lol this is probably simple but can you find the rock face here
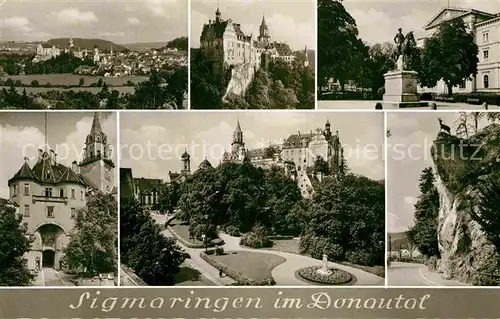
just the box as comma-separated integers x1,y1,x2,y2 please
222,62,255,101
432,128,500,285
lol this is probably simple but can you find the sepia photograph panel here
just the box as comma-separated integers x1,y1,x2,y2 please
387,111,500,286
318,0,500,110
190,0,315,110
119,111,385,286
0,0,188,110
0,111,118,286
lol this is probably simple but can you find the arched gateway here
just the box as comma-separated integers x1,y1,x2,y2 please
34,223,69,271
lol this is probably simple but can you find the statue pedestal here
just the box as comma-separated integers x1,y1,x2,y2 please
383,70,428,108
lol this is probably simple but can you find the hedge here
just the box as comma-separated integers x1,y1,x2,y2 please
430,93,500,105
200,252,276,286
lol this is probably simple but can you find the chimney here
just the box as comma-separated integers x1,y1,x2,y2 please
72,160,79,174
38,149,43,161
24,157,29,164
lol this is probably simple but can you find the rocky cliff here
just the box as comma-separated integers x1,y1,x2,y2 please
431,126,500,285
222,62,255,102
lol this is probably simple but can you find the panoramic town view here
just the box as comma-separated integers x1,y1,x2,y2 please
119,111,385,286
387,111,500,286
0,112,118,286
0,1,188,109
190,0,315,109
318,0,500,110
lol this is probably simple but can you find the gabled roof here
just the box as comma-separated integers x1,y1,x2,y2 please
423,7,495,30
134,178,163,193
8,152,87,187
283,133,314,149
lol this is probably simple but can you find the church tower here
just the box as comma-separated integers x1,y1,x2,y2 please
181,149,191,174
231,119,245,161
79,112,115,193
324,119,332,140
258,14,271,44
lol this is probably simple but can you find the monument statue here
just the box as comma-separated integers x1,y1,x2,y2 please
393,28,417,70
316,253,332,275
393,28,405,68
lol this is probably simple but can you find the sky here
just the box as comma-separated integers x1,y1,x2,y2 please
0,112,117,198
387,111,489,233
0,0,188,43
343,0,500,46
120,111,384,182
191,0,315,50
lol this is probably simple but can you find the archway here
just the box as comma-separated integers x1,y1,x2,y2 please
42,250,55,268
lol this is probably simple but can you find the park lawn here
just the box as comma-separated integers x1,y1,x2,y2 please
208,251,286,282
264,239,385,278
174,265,215,286
169,220,203,245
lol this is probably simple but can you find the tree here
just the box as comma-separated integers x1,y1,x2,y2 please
365,42,395,98
406,167,440,258
30,80,39,87
314,156,330,175
79,78,85,87
0,202,35,286
165,66,188,109
318,0,362,93
471,178,500,254
456,112,485,138
419,19,478,95
120,198,188,285
64,192,117,276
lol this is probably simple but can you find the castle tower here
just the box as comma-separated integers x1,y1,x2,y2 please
79,112,115,193
181,149,191,174
304,45,309,67
324,119,332,140
215,5,221,23
231,119,245,161
258,14,270,44
69,37,74,48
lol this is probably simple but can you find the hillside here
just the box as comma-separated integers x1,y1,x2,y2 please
47,38,128,52
122,42,166,51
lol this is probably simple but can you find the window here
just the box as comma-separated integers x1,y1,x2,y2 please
60,189,64,198
71,208,76,218
484,75,489,88
459,79,466,89
13,185,17,196
47,206,54,218
44,188,52,197
71,189,76,199
23,183,29,196
23,205,30,217
484,50,489,62
483,32,489,43
80,190,84,200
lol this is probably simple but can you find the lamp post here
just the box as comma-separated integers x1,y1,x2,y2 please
201,234,207,253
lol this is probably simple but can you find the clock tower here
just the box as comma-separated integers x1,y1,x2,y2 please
79,112,115,193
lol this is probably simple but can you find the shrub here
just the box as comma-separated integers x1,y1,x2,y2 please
298,266,353,285
215,246,224,256
240,232,273,248
346,250,374,266
225,225,240,237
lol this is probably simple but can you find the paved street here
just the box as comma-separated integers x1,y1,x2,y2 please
388,262,470,286
318,100,497,110
153,212,384,286
33,268,75,287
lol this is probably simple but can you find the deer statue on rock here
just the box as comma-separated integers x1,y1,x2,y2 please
438,118,451,135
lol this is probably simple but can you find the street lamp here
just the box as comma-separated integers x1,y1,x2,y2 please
201,234,207,253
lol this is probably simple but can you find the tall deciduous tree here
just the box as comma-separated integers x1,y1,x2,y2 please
0,202,35,286
406,167,440,258
318,0,361,93
64,192,118,276
419,19,478,95
472,178,500,254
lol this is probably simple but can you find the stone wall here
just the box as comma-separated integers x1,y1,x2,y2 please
120,264,147,286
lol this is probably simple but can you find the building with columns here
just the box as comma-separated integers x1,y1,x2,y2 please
6,112,115,272
417,6,500,94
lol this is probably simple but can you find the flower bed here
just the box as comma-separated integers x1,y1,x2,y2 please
298,266,353,285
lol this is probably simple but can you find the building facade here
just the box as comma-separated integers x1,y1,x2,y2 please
7,112,115,271
417,7,500,94
199,6,305,70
